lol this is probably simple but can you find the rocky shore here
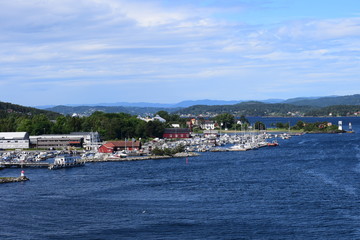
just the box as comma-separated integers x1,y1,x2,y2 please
0,176,29,184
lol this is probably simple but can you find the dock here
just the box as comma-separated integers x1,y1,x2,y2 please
84,152,200,163
0,153,200,169
1,162,50,168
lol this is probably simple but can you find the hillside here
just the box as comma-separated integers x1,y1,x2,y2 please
284,94,360,107
0,101,60,119
175,101,318,116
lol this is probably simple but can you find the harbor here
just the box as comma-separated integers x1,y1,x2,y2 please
0,131,292,170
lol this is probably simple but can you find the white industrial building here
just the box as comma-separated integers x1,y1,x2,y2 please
0,132,30,149
70,132,102,150
30,132,101,150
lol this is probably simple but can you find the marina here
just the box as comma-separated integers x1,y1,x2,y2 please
0,131,289,169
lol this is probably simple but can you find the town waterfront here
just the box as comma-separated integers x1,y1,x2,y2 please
1,117,360,239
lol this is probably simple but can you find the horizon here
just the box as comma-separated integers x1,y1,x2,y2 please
1,0,360,106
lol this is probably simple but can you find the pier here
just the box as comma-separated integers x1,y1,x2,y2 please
1,162,50,168
84,152,200,163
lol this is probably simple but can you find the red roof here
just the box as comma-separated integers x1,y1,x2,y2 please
105,141,141,148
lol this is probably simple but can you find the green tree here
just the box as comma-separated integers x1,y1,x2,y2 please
214,113,235,129
156,111,170,122
16,118,33,133
52,116,68,134
292,121,305,130
31,114,53,135
254,121,266,130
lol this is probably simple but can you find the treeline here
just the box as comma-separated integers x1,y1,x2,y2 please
176,101,360,117
176,102,316,116
0,112,167,140
291,121,341,133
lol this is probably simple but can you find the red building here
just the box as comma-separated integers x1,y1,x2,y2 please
163,128,191,139
98,141,141,153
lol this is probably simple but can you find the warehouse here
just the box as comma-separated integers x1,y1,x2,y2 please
0,132,30,149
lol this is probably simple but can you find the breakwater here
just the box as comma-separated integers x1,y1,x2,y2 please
84,152,200,163
0,176,29,184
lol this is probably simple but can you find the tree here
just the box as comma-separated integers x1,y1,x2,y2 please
31,114,53,135
254,121,266,130
214,113,235,129
156,111,170,122
16,118,33,133
292,121,305,130
239,115,250,125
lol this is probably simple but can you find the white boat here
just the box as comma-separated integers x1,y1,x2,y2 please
49,155,84,170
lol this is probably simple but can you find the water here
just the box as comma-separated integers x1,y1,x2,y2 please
1,117,360,239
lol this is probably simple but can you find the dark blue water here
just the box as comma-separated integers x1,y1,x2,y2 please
1,117,360,240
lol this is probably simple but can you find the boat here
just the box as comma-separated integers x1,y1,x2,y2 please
49,155,85,170
267,140,279,147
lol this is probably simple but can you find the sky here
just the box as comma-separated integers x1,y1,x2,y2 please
1,0,360,106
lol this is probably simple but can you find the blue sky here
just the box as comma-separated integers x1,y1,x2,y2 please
1,0,360,106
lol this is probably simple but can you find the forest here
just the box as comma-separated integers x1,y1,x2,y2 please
176,102,360,117
0,112,169,140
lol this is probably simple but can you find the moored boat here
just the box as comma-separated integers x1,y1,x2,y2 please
267,140,279,147
49,155,84,170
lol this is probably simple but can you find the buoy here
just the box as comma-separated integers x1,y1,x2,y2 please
21,170,25,177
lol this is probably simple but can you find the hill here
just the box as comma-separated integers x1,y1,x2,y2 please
284,94,360,107
0,101,60,119
175,101,317,116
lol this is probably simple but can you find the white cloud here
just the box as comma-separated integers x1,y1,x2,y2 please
277,17,360,40
1,0,360,105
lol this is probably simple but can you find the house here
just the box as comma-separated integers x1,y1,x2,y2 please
0,132,30,149
200,120,216,130
98,140,141,153
163,128,191,139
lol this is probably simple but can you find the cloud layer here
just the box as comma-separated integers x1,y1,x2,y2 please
1,0,360,105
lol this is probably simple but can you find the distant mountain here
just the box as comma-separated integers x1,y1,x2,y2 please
45,105,181,116
37,99,286,109
0,101,60,119
284,94,360,107
283,97,322,104
40,94,360,116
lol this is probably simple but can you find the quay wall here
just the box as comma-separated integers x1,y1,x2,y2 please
84,152,199,163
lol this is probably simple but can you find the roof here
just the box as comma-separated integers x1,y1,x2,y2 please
0,132,29,140
103,141,141,148
70,132,98,135
164,128,190,134
30,135,82,140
